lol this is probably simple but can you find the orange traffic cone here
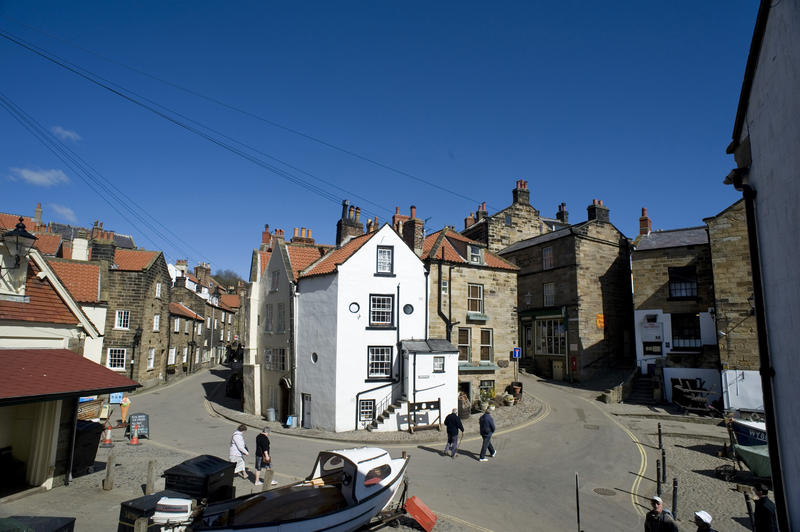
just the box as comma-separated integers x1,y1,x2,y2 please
128,423,141,446
100,423,114,448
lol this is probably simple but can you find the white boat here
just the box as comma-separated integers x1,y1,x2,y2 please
185,447,409,532
730,418,767,446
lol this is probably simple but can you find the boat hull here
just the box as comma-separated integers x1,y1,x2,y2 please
731,419,767,446
734,444,771,478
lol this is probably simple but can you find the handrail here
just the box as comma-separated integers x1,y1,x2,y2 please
355,381,395,429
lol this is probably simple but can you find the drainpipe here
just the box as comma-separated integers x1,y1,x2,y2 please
64,397,79,486
436,248,455,341
733,176,788,528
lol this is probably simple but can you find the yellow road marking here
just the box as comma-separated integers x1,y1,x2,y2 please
437,512,495,532
580,397,648,517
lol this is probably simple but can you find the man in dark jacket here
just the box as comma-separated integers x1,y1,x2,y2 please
443,409,464,458
478,408,496,462
644,496,678,532
753,483,778,532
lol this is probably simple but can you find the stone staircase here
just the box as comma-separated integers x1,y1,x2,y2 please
365,398,407,432
625,374,656,405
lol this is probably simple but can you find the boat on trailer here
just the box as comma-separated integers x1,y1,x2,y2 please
171,447,409,532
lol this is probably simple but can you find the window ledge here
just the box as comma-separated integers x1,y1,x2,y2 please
374,272,396,277
458,363,499,372
365,378,393,383
366,326,397,331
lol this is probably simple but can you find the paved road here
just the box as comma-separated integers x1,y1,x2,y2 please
0,368,645,531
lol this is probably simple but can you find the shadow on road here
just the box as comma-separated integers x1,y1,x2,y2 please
613,487,653,512
629,470,657,484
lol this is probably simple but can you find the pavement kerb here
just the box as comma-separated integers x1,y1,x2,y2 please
611,412,724,425
205,387,547,446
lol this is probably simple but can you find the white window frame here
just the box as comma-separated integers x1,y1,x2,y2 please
535,318,567,356
369,295,394,327
265,304,273,331
264,348,273,369
377,246,393,274
107,348,126,370
433,356,445,373
368,346,392,379
220,328,224,341
543,282,555,307
147,348,155,370
185,320,189,333
441,280,448,295
228,313,232,324
207,316,211,328
174,317,181,332
155,282,162,298
542,247,553,270
359,399,375,423
115,310,130,330
469,245,481,264
271,270,279,291
467,284,484,313
227,330,231,342
153,314,160,331
197,323,203,335
182,347,188,363
168,347,176,365
277,302,285,332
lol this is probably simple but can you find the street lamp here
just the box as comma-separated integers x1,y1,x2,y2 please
1,217,37,270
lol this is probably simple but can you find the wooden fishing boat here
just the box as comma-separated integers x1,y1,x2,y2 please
730,418,767,446
734,444,771,478
173,447,409,532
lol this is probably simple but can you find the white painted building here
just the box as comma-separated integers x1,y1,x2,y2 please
295,224,431,432
725,1,800,525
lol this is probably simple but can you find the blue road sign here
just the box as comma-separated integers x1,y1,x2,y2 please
109,392,124,404
512,347,522,359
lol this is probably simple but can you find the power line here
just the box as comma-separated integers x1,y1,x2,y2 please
0,20,496,212
0,91,206,263
0,28,392,223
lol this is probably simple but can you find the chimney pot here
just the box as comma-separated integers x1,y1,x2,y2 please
302,228,307,238
294,228,299,238
410,205,416,219
395,207,400,214
308,229,313,239
354,206,361,223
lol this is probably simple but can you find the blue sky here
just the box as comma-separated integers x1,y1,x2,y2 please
1,2,758,277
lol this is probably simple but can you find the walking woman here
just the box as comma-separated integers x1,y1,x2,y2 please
229,424,249,479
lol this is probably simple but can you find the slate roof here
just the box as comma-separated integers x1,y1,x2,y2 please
0,260,76,324
499,222,589,255
169,302,204,321
301,231,376,278
423,228,518,270
0,349,139,406
49,260,101,303
400,339,458,354
635,227,708,251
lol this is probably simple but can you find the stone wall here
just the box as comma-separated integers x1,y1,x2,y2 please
705,200,758,370
631,244,714,312
427,262,518,398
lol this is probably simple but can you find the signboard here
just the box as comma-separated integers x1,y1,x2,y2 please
595,314,605,329
512,347,521,359
126,413,150,439
642,322,663,342
109,392,124,404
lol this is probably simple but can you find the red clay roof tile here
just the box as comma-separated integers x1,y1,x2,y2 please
0,260,77,324
169,302,204,321
287,245,329,281
49,260,101,303
219,294,240,309
32,233,62,255
300,232,375,278
113,249,157,270
258,251,271,276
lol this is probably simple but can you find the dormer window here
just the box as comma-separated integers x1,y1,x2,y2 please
469,245,481,264
376,246,394,275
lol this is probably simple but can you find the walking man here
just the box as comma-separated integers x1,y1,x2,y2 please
229,424,248,479
753,483,778,532
443,409,464,458
478,407,496,462
693,510,716,532
254,427,278,486
644,496,678,532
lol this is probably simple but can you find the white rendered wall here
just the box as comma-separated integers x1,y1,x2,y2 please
411,352,459,421
81,304,106,364
739,1,800,518
634,309,715,373
333,227,427,432
722,370,763,412
296,274,338,431
0,323,79,349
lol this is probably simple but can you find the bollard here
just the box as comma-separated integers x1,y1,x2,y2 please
146,460,156,495
658,422,663,450
744,492,755,530
661,449,667,483
672,478,678,520
656,460,662,497
103,453,116,491
575,472,581,532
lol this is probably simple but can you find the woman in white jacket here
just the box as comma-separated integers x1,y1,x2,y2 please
229,424,249,478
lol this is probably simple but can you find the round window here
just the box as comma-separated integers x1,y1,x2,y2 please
403,304,414,315
311,352,318,363
349,302,360,313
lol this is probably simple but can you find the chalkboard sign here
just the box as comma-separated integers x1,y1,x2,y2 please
126,413,150,439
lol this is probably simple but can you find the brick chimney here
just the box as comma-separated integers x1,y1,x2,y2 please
175,259,187,276
639,207,652,236
587,199,610,223
34,202,42,225
402,205,424,256
475,202,488,221
512,179,530,205
556,202,569,224
261,224,271,249
90,239,115,263
194,262,211,286
464,212,475,229
291,227,316,244
335,199,365,246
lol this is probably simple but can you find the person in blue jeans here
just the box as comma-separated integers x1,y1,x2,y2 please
443,409,464,458
478,408,496,462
